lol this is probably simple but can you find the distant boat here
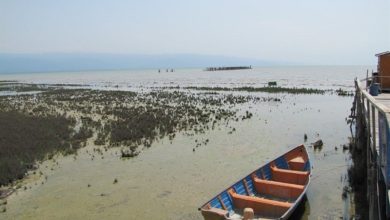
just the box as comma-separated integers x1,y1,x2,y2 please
199,145,311,220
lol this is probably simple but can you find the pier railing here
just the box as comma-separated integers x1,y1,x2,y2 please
355,76,390,219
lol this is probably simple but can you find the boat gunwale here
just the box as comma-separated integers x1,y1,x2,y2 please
280,145,311,220
198,144,312,220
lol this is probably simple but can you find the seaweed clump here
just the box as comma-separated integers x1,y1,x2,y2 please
0,111,81,185
335,88,354,96
0,84,279,185
162,86,327,95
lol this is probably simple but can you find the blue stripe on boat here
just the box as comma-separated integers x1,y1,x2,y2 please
220,191,233,211
233,181,246,195
263,165,272,180
210,197,222,209
255,168,263,178
244,176,255,195
304,160,310,171
275,156,289,169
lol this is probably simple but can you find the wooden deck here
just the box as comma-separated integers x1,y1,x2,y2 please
361,90,390,154
374,93,390,109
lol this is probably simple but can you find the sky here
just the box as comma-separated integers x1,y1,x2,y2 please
0,0,389,65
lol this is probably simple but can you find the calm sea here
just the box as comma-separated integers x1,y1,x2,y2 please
0,65,374,90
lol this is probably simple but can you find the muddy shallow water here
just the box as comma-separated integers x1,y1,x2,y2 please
2,92,353,219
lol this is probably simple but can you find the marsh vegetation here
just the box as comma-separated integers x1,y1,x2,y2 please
161,86,328,94
0,81,354,203
0,83,282,186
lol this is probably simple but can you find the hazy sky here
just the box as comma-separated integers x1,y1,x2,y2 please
1,0,389,65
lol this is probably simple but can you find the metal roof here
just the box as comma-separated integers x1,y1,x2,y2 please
376,51,390,57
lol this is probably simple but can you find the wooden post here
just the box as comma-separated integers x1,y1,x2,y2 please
372,106,376,151
367,99,371,147
356,88,363,151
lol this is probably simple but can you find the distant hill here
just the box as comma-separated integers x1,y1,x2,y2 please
0,53,277,74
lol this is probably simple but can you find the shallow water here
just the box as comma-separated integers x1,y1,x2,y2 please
0,91,42,96
0,66,368,219
2,92,354,219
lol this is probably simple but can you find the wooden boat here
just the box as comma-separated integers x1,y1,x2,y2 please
199,145,311,220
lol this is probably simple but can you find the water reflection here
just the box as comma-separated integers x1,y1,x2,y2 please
289,196,310,220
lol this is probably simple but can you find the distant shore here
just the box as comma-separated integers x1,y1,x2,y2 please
204,66,252,71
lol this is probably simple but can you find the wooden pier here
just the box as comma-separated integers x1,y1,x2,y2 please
204,66,252,71
353,76,390,219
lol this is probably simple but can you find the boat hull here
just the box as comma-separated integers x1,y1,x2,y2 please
199,145,311,220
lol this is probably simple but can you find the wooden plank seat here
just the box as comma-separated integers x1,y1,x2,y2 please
252,175,304,200
259,163,308,185
271,166,309,185
228,188,292,218
288,156,306,170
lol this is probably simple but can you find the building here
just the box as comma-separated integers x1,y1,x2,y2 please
376,51,390,91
